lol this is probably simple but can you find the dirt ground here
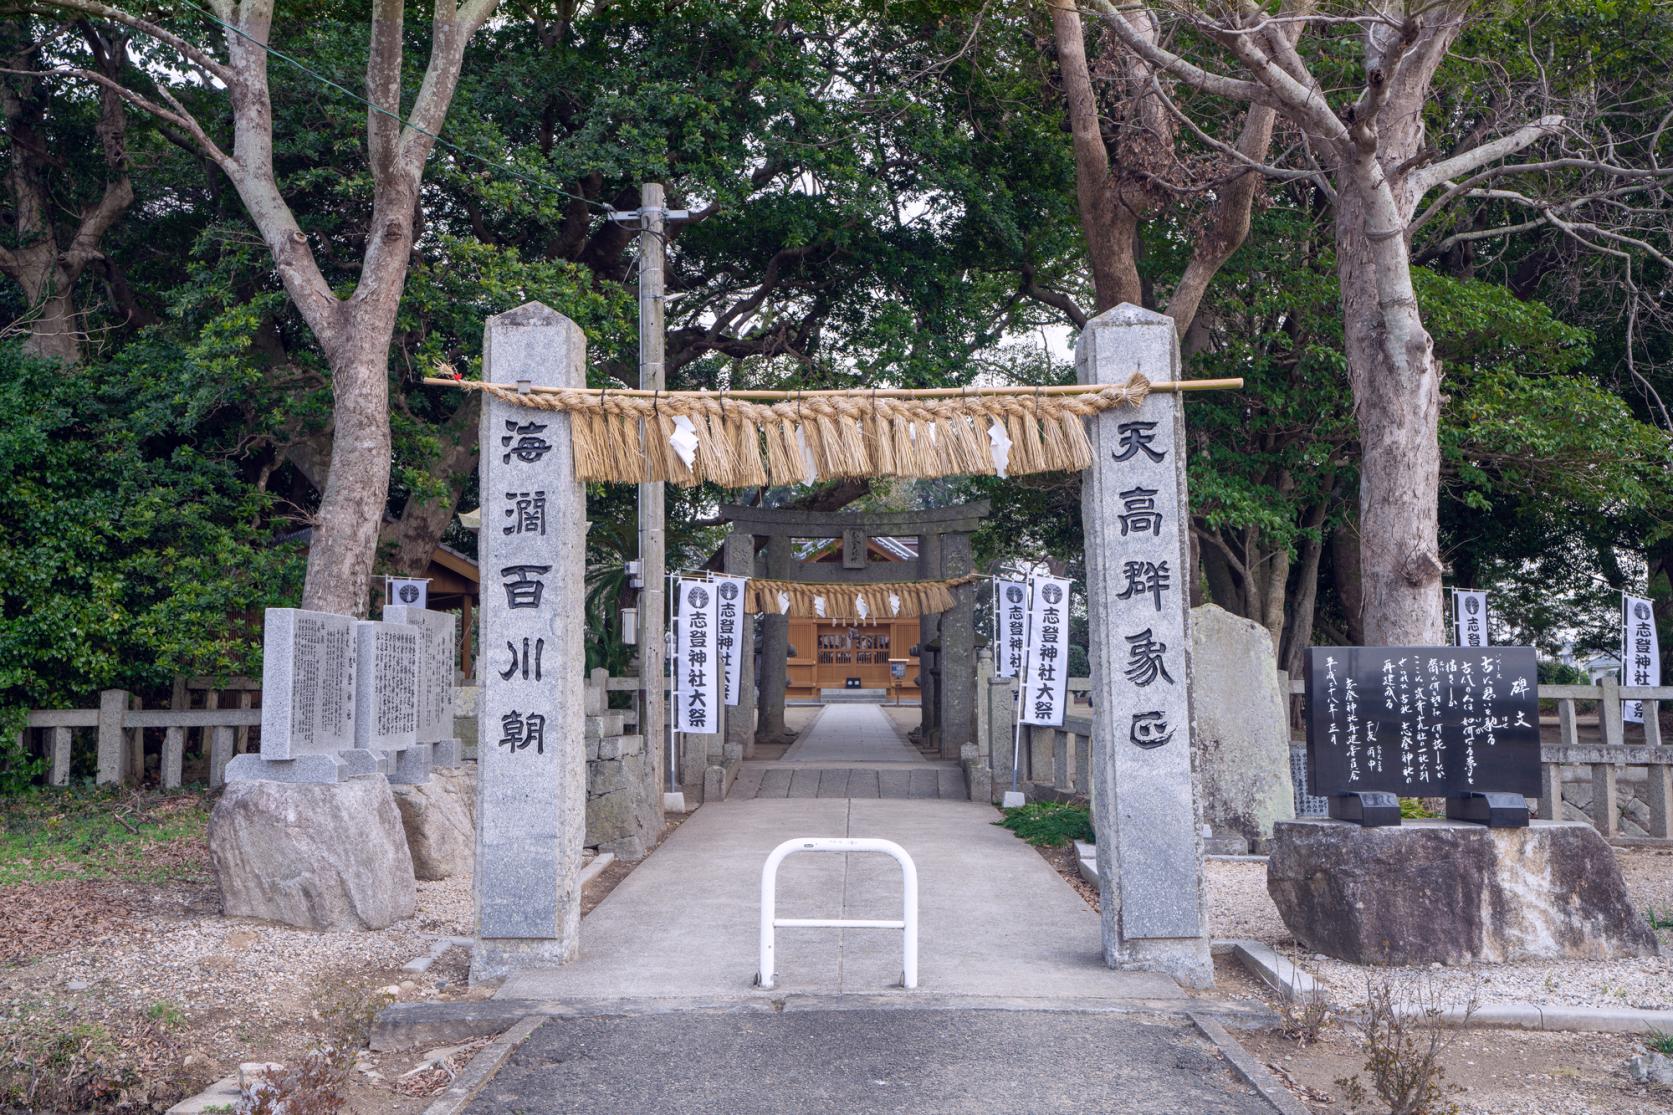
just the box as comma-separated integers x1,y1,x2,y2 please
0,787,672,1113
1018,822,1673,1113
1242,1024,1673,1115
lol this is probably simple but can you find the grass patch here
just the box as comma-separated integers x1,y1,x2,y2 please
995,801,1093,847
1647,1030,1673,1057
1646,906,1673,931
0,787,211,886
0,999,186,1112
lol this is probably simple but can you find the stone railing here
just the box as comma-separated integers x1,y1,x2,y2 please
1284,675,1673,840
17,678,263,788
973,660,1094,803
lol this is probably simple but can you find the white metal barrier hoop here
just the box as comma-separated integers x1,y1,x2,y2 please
756,837,919,991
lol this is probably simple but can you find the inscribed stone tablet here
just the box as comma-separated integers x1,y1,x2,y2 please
383,605,457,743
1304,646,1541,799
259,608,357,760
354,620,420,752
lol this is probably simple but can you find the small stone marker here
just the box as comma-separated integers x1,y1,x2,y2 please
1079,303,1211,989
473,303,588,982
257,607,358,760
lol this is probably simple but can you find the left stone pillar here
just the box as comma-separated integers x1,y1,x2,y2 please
473,302,588,982
723,531,757,760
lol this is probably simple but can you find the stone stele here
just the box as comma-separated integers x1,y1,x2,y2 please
1267,818,1660,965
208,777,416,931
1189,603,1294,848
392,765,475,881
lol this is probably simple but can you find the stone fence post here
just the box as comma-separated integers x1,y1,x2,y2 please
473,303,588,982
1080,303,1212,989
96,689,128,784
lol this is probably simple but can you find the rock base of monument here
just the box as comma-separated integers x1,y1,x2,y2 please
1267,819,1659,965
392,764,475,880
209,776,416,931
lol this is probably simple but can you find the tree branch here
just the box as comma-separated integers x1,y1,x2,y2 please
1407,114,1564,199
34,0,233,83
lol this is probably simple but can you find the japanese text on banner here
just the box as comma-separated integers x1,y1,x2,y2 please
994,579,1027,679
714,576,747,708
675,579,720,733
1019,576,1072,726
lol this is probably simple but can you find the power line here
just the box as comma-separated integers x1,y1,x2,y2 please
176,0,620,216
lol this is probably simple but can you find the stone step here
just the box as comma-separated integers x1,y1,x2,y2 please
819,688,886,703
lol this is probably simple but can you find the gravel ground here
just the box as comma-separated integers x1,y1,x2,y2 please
1204,848,1673,1011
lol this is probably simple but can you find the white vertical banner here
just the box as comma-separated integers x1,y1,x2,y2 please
1019,575,1072,726
674,579,719,733
994,579,1028,679
1452,590,1490,648
1623,594,1661,724
713,576,747,708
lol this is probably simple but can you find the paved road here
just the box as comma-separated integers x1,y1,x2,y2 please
463,1007,1280,1115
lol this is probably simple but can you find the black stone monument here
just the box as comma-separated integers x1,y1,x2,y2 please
1303,646,1541,828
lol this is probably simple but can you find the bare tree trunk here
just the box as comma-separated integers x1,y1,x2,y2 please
40,1,499,615
1330,524,1365,645
1336,181,1444,645
0,19,135,364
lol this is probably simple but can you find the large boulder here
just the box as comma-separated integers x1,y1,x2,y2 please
391,764,475,881
1190,604,1294,847
209,776,416,931
1267,818,1660,965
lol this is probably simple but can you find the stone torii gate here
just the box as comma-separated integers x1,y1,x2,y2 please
471,300,1212,990
719,501,988,761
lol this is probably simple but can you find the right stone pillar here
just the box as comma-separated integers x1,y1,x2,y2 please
937,531,976,758
917,533,943,748
756,534,791,743
1080,302,1212,989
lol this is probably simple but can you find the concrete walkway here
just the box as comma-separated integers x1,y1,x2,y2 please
496,797,1179,1003
780,702,924,763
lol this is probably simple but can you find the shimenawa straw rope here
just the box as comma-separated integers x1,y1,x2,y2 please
442,374,1194,486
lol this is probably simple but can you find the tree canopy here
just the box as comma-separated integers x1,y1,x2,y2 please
0,1,1667,727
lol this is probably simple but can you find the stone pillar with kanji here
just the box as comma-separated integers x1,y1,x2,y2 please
1080,303,1212,989
472,303,588,982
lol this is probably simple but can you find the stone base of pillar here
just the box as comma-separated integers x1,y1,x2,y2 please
1108,937,1214,991
472,937,575,984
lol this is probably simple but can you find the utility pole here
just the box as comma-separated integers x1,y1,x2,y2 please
613,183,690,813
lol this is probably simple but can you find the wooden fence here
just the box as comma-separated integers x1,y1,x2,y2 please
976,660,1673,840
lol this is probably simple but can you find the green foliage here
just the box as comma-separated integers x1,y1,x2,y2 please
1399,798,1441,820
0,345,303,726
995,801,1093,847
0,787,210,885
1538,660,1589,686
1647,909,1673,933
